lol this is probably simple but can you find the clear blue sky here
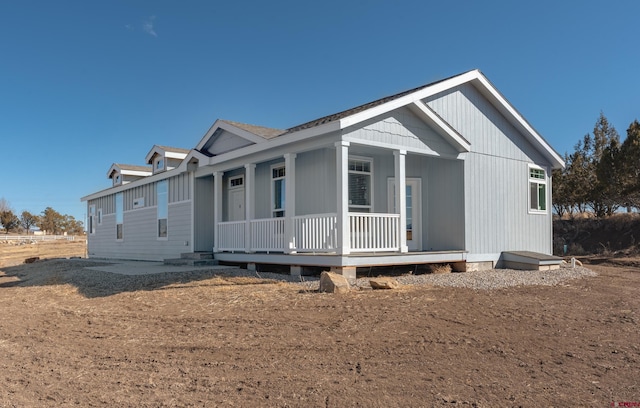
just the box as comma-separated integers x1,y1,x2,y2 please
1,1,639,225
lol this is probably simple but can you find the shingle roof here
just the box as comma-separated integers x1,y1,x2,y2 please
220,120,286,139
156,145,191,154
116,164,152,172
284,70,473,134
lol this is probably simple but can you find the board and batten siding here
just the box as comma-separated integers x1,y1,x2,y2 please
87,173,193,261
426,82,553,258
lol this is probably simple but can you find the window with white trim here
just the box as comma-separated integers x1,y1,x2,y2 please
271,165,285,218
88,205,96,234
155,158,165,172
229,175,244,189
115,193,123,240
529,165,547,213
348,157,372,212
157,180,168,238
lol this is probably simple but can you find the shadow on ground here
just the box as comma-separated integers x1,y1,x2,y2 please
0,259,285,298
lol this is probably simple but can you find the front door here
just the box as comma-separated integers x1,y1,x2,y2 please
388,178,422,251
229,188,245,222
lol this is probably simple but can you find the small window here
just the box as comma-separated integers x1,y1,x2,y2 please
529,166,547,213
156,158,165,171
229,176,244,189
115,193,123,240
157,180,168,238
114,174,121,185
133,197,145,209
97,209,102,225
88,205,96,234
348,157,373,212
271,165,285,218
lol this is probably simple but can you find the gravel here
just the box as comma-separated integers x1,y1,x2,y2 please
287,265,598,291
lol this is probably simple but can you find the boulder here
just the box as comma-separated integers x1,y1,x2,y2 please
319,271,350,294
369,277,400,290
24,257,40,264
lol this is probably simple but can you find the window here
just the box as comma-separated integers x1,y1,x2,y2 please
157,180,168,238
271,165,285,217
133,198,145,209
156,158,165,171
115,193,123,240
88,205,96,234
97,209,102,226
348,157,372,212
229,176,244,189
114,174,121,185
529,166,547,213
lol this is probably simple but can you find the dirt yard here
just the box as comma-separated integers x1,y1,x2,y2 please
0,241,639,407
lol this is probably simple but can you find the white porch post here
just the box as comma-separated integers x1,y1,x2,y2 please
394,150,408,253
212,171,222,253
245,163,255,253
284,153,296,254
336,141,350,255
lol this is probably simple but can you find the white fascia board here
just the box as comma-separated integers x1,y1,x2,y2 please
202,121,341,168
218,121,269,144
164,151,188,160
120,169,152,177
471,75,565,169
144,145,162,164
174,149,210,173
81,167,182,202
408,101,470,152
338,70,481,130
195,120,269,152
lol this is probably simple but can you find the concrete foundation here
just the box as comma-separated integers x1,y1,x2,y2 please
329,266,356,280
290,265,302,276
451,261,494,272
247,262,257,272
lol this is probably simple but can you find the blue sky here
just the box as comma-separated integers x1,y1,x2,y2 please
1,1,639,225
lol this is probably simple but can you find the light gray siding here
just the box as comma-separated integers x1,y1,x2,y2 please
295,149,336,216
206,130,253,155
426,82,553,257
194,176,214,251
344,106,459,157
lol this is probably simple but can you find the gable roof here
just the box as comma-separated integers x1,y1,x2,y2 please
145,145,190,164
107,163,152,178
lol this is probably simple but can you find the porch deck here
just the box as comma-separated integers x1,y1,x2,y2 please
214,249,467,269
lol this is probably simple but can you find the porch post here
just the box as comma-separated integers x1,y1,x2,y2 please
284,153,296,254
245,163,255,253
394,150,408,253
212,171,222,253
336,141,350,255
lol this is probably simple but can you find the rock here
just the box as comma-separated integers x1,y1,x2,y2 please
319,272,350,294
24,257,40,264
369,277,400,290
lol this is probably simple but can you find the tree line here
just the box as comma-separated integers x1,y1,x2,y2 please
553,113,640,218
0,198,84,235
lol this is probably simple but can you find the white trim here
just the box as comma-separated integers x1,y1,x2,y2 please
228,175,244,190
347,155,374,212
270,162,286,217
528,164,548,215
195,119,269,152
408,101,470,152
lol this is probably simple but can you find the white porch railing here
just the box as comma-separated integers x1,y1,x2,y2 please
217,221,245,251
349,213,400,252
293,213,337,253
217,212,399,253
250,218,285,252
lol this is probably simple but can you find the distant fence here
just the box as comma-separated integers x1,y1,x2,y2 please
0,235,77,242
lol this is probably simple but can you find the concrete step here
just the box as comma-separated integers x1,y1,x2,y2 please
163,258,219,267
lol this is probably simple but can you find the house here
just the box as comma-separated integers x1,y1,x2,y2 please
81,69,565,278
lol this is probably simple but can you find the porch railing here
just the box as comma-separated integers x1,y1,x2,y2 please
250,218,285,252
293,213,337,253
217,221,245,251
217,212,400,253
349,213,400,252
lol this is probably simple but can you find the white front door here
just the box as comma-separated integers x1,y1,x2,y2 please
229,188,245,221
388,178,422,251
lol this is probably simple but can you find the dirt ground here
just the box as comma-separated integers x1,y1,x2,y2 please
0,238,86,267
0,242,639,407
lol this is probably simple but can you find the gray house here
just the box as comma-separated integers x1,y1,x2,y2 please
82,70,564,278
